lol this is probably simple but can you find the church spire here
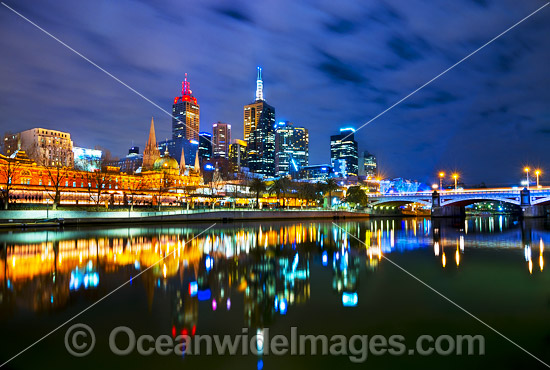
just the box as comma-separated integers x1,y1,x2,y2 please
179,147,186,174
142,117,160,170
255,66,264,101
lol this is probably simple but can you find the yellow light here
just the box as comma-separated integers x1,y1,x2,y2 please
439,172,445,178
524,167,530,173
535,169,541,175
452,173,458,179
442,253,446,268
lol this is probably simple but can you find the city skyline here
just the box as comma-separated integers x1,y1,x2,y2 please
0,0,549,185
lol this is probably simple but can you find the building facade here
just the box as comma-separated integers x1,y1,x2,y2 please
198,132,212,163
363,151,377,178
172,73,200,142
244,67,276,177
275,121,309,177
212,122,231,159
229,139,247,173
330,128,358,178
13,128,74,167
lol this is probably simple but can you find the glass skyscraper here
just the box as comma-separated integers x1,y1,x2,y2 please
244,67,276,177
212,122,231,159
275,121,309,176
330,128,358,177
198,132,212,163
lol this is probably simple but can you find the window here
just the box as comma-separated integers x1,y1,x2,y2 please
73,182,76,187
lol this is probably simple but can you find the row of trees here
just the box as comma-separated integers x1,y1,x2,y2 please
247,178,343,209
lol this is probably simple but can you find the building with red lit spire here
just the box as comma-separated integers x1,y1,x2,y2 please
172,73,200,142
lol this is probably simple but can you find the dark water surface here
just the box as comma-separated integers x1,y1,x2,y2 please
1,216,550,369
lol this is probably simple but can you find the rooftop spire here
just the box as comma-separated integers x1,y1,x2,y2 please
182,73,192,96
255,66,264,101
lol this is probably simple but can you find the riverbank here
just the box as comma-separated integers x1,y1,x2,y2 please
0,209,370,228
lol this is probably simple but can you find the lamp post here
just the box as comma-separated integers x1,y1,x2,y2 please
524,167,530,189
439,172,445,190
452,173,458,191
535,169,541,188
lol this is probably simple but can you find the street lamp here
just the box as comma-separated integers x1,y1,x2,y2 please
524,167,530,189
535,169,541,188
452,173,458,191
439,172,445,190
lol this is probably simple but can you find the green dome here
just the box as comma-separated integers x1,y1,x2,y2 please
153,154,178,172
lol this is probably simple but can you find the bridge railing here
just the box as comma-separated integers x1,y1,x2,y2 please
366,187,548,198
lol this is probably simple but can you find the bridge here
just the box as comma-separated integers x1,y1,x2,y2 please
367,187,550,217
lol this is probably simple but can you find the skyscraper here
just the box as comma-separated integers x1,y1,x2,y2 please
363,151,377,178
330,128,358,177
243,67,265,142
198,132,212,163
172,73,200,142
212,122,231,159
244,67,276,177
275,121,309,176
143,117,160,170
229,139,247,173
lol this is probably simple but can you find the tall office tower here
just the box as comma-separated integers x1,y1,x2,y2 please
243,67,267,142
172,73,200,142
15,128,74,167
330,128,358,177
363,151,377,178
244,67,276,176
274,121,309,176
198,132,213,163
229,139,247,173
212,122,231,159
143,117,160,170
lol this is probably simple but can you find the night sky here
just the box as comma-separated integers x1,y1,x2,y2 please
1,0,549,185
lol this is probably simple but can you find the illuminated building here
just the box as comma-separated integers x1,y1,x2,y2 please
330,128,358,177
274,121,308,176
212,122,231,159
0,145,201,208
244,67,276,177
243,67,265,142
10,128,74,167
73,147,102,172
363,151,377,178
142,117,160,170
298,164,333,181
198,132,212,163
172,73,200,142
3,132,20,156
111,146,143,174
229,139,247,173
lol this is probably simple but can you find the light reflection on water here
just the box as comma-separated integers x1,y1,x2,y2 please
1,216,549,368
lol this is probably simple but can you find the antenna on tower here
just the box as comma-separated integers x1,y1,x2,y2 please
255,66,264,101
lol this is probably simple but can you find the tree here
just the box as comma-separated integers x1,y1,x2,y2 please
41,164,69,210
248,178,266,209
0,157,21,210
269,177,291,208
298,182,320,208
84,159,113,210
124,176,144,211
322,178,339,209
345,186,368,209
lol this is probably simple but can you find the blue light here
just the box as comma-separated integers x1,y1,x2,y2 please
342,292,358,307
134,260,140,270
322,251,328,266
205,256,213,272
340,127,356,132
292,253,299,272
189,281,198,297
279,298,288,315
321,167,327,172
274,297,279,311
198,289,212,301
50,295,54,304
257,359,264,370
190,139,199,145
204,164,214,171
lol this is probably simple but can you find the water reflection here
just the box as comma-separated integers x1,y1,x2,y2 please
1,216,549,326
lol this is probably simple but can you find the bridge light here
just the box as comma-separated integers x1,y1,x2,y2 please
432,184,438,190
439,172,445,178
